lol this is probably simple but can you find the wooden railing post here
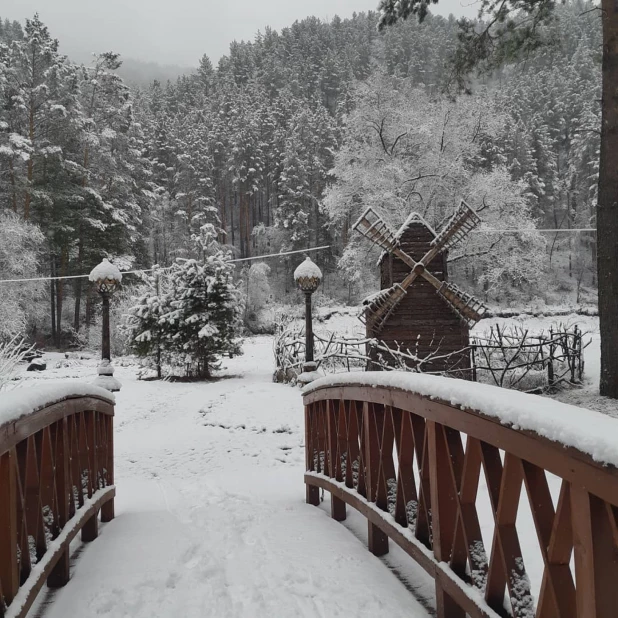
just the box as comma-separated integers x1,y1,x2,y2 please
305,404,320,506
101,414,115,522
364,402,388,556
0,450,19,608
81,512,99,542
571,486,618,618
428,421,465,618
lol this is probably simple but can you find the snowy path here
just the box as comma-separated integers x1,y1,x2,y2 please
30,338,430,618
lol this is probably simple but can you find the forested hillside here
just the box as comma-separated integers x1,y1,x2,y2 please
0,3,601,345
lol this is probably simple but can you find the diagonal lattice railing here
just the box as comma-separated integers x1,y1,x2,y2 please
303,375,618,618
0,386,115,618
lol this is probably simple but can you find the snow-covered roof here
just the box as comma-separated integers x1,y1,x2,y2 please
397,211,438,240
303,372,618,468
0,383,114,428
294,257,322,281
378,211,437,264
89,258,123,283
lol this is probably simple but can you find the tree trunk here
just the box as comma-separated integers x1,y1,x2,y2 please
85,288,94,338
598,0,618,398
24,100,35,220
73,238,84,332
50,256,57,345
8,159,17,213
56,249,67,344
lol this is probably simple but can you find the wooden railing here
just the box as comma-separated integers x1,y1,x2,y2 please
0,386,115,618
303,374,618,618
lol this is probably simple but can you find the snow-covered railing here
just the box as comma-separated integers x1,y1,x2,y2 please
303,373,618,618
0,384,115,618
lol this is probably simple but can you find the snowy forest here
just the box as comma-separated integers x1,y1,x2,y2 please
0,3,601,348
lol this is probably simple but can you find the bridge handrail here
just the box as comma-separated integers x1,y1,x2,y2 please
303,372,618,618
0,383,115,618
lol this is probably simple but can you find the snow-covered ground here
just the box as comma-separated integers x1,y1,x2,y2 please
18,338,430,618
6,310,616,617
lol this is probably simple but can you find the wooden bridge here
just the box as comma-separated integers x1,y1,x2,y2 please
2,375,618,617
303,374,618,618
0,387,115,618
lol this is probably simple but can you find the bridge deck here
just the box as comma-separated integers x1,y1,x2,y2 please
31,338,430,618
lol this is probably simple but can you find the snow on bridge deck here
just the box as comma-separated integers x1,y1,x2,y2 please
27,338,430,618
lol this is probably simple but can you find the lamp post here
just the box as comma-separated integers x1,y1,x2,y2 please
294,257,322,382
89,259,122,392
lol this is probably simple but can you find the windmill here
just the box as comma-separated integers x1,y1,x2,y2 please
353,200,487,373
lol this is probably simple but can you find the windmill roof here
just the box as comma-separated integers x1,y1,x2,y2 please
378,211,437,265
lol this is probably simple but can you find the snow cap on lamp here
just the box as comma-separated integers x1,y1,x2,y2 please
294,257,322,293
89,258,122,294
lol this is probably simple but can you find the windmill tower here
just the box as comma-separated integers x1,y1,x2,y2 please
353,200,486,375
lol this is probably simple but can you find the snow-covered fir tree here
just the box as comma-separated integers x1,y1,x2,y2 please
126,224,243,378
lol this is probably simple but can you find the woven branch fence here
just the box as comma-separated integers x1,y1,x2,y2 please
274,323,588,393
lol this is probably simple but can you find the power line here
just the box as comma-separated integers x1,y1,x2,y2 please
0,267,164,285
0,245,332,285
473,228,596,233
228,245,331,263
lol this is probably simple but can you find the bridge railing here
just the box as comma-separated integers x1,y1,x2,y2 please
0,384,115,618
303,373,618,618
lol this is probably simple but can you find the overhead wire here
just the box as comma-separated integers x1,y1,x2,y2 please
0,244,332,285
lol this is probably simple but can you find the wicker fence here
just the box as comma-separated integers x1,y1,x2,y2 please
274,324,588,393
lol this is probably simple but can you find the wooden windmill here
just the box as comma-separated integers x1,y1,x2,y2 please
353,200,487,374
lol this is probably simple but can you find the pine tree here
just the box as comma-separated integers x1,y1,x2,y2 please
127,225,243,379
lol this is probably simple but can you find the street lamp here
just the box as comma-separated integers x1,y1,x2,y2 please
294,257,322,382
89,259,122,392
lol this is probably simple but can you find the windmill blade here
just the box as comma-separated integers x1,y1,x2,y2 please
436,282,486,325
430,200,481,254
354,207,423,331
413,264,487,324
361,283,408,332
352,207,400,253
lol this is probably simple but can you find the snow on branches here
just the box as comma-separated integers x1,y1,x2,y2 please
323,72,546,303
125,226,243,379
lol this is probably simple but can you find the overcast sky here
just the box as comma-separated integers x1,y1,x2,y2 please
3,0,478,67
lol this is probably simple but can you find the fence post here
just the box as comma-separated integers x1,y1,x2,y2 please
548,327,555,388
0,450,19,607
571,326,578,383
577,331,584,382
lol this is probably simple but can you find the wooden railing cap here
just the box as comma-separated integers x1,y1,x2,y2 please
0,382,115,429
302,371,618,469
